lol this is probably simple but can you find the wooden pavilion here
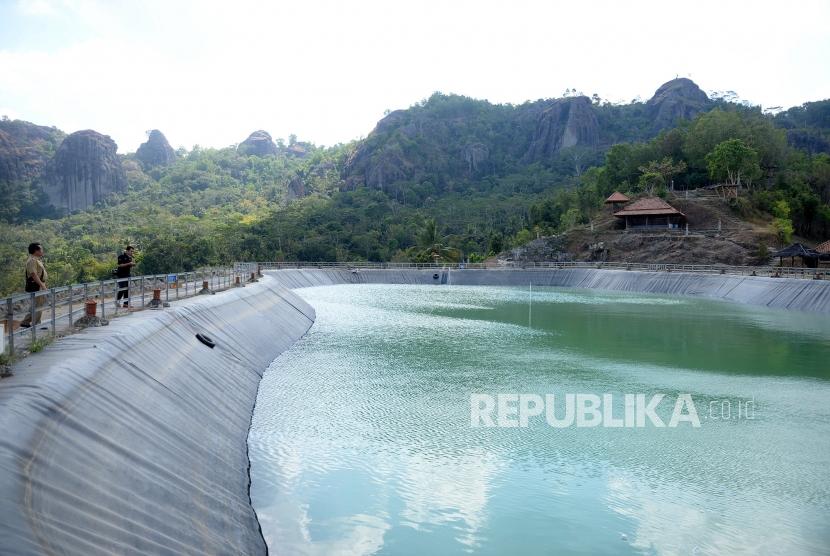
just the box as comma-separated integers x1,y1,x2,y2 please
773,243,821,268
613,197,686,230
604,191,630,212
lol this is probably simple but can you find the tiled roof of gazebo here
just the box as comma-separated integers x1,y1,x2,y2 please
613,197,684,217
604,191,630,204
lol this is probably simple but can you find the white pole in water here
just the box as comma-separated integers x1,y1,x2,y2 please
529,281,532,329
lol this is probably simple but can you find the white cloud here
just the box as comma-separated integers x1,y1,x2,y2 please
1,0,829,152
16,0,59,17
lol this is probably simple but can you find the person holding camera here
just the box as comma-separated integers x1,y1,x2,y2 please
115,245,136,309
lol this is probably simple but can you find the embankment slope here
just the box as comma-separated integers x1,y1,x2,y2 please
0,276,314,555
267,268,830,313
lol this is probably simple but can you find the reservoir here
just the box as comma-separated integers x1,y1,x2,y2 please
249,284,830,555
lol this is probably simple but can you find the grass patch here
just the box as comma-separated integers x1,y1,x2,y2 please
28,336,53,354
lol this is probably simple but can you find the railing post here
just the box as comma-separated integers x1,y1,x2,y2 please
100,280,106,321
29,292,36,342
50,288,56,336
141,276,146,308
6,297,13,356
68,285,73,328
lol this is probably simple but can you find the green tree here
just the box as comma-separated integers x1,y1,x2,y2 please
705,139,762,187
559,207,581,231
415,218,459,262
637,157,687,194
771,200,794,245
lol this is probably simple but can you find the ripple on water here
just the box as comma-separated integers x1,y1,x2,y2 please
249,284,830,556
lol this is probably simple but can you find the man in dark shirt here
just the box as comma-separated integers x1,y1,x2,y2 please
116,245,136,308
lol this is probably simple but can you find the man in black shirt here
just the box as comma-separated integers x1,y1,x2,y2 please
116,246,136,308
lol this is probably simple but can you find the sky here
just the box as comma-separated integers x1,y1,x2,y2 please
1,0,829,153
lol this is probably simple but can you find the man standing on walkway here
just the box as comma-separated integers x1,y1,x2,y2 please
20,242,47,328
116,245,136,309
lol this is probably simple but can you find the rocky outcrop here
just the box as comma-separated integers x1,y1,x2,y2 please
343,132,408,191
135,129,176,168
43,130,126,213
503,236,572,263
238,130,278,157
341,81,718,193
524,96,599,162
285,142,312,158
646,78,710,130
462,142,489,174
0,129,22,186
0,119,64,185
287,174,306,200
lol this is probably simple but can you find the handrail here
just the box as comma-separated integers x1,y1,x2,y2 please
2,265,259,358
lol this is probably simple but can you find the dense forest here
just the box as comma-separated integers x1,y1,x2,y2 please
1,80,829,295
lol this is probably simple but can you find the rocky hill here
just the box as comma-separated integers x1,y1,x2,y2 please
136,129,177,168
237,130,278,157
342,78,715,192
42,130,127,213
0,119,64,186
646,78,711,131
0,119,66,220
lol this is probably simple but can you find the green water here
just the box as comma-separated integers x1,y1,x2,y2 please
249,285,830,555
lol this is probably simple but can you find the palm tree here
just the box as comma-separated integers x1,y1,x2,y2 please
417,218,460,262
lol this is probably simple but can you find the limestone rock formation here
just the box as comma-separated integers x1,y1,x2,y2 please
524,96,599,162
43,130,126,213
0,119,65,185
344,142,408,191
0,129,22,187
237,130,278,157
646,78,710,130
462,142,489,174
135,129,176,168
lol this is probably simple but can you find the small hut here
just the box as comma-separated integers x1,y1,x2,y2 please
773,243,820,268
613,197,685,230
814,240,830,268
604,191,630,213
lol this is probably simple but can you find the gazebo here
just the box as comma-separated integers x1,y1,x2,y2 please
604,191,630,212
613,197,685,230
773,243,820,268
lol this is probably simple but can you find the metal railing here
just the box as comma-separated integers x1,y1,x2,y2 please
252,260,827,279
2,266,258,357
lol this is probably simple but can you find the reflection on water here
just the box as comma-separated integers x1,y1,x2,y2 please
249,285,830,555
